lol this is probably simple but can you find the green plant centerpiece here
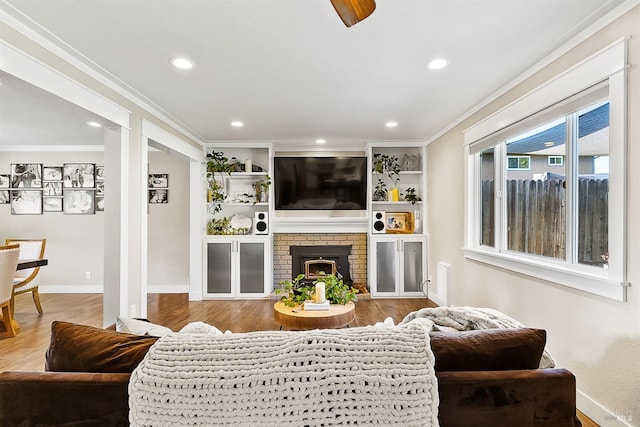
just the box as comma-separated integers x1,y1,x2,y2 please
276,273,358,307
372,153,401,201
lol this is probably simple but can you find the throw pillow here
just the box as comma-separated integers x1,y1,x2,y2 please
429,328,546,372
179,321,228,335
45,321,158,373
116,316,173,337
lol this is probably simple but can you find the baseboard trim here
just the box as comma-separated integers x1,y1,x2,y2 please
188,291,203,301
429,293,448,307
577,389,634,426
40,285,103,293
40,285,191,294
147,285,190,294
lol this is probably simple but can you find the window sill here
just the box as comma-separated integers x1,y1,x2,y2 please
463,247,628,302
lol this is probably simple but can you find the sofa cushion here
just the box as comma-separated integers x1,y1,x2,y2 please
429,328,546,372
45,321,158,373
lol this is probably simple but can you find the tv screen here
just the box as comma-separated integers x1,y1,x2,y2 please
274,157,367,211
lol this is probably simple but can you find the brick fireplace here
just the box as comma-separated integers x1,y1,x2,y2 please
273,233,367,289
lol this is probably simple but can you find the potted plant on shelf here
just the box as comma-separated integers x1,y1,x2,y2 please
252,175,271,203
372,153,401,201
276,273,358,307
402,187,422,205
205,151,232,234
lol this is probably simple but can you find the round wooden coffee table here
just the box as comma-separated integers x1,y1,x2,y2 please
273,301,356,330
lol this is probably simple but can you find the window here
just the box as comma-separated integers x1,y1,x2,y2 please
506,156,531,170
548,156,564,166
463,39,627,301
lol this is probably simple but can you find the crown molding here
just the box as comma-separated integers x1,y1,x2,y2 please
0,1,206,147
0,144,103,152
424,0,640,145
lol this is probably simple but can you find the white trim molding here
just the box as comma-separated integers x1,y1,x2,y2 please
577,390,635,427
0,41,130,129
463,38,629,302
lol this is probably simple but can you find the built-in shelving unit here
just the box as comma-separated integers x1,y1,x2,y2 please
203,144,272,299
201,142,428,300
367,142,428,297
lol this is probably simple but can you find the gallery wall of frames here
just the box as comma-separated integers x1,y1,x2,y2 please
0,163,104,215
0,163,170,214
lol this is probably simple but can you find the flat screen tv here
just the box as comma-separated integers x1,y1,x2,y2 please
274,156,367,211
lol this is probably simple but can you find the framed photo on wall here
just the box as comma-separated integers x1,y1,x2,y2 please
43,166,63,181
10,164,42,188
95,165,105,181
63,163,95,188
96,196,104,212
10,190,43,215
63,189,95,214
148,174,168,188
148,189,168,204
0,190,9,204
385,212,413,234
43,197,63,212
0,174,9,188
43,181,63,196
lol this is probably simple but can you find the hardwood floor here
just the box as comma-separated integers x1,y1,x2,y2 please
0,293,435,372
0,293,598,426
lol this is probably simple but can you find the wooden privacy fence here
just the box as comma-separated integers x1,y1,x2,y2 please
481,178,608,265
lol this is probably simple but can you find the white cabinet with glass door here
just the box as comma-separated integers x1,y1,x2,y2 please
368,236,427,297
203,236,272,298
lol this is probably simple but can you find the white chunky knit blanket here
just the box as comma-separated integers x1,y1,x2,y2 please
129,318,439,426
400,306,556,368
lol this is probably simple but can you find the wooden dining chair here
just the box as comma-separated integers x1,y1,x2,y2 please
5,239,46,315
0,244,21,337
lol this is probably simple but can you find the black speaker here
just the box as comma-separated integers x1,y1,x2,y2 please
254,212,269,235
372,211,386,234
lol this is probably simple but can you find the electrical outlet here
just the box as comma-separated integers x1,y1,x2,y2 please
85,271,91,280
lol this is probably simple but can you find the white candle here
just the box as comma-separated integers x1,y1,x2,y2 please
245,159,252,172
315,282,326,303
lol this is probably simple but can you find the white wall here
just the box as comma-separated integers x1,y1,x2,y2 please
147,150,190,292
426,6,639,425
0,150,105,291
0,149,191,293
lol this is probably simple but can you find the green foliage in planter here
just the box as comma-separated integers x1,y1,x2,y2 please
252,175,271,203
276,273,358,307
402,187,422,205
207,217,230,235
275,274,313,307
206,151,232,215
372,153,401,201
206,150,233,175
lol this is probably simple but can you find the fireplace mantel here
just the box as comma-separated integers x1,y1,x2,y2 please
271,216,368,233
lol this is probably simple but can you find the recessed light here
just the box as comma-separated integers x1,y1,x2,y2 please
427,58,448,70
316,139,326,144
544,141,555,147
169,57,194,70
386,121,398,128
231,121,244,127
87,121,102,128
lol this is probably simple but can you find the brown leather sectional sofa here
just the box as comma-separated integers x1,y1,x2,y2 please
0,321,580,426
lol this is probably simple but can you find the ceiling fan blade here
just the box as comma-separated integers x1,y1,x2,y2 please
330,0,376,27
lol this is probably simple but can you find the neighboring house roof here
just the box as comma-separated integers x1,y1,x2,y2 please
507,103,609,155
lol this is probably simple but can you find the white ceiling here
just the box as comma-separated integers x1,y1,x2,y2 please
0,0,628,147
